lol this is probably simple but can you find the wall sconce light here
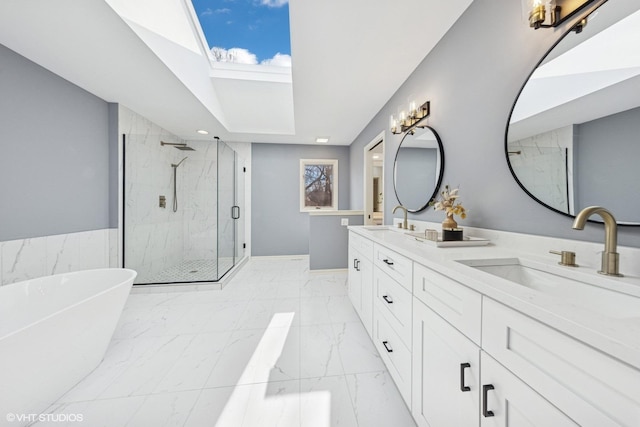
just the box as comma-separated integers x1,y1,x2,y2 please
524,0,598,31
390,101,430,135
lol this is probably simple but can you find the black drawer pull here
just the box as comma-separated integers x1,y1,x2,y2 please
482,384,495,417
460,363,471,392
353,258,359,270
382,295,393,304
382,258,394,266
382,341,393,353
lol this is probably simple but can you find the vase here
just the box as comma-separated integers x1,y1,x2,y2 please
442,214,463,241
441,213,458,230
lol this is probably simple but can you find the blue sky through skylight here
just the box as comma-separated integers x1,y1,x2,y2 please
192,0,291,66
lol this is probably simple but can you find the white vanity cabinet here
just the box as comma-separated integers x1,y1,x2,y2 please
372,243,413,405
348,231,374,334
348,228,640,427
483,298,640,426
412,299,480,427
479,351,578,426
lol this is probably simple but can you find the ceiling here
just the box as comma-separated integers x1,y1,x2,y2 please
0,0,474,146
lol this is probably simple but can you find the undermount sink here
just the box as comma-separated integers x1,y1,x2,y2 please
457,258,640,319
362,226,391,231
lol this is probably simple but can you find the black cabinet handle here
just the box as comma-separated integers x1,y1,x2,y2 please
382,341,393,353
382,295,393,304
353,259,358,269
383,259,394,266
482,384,495,417
356,260,360,271
460,363,471,392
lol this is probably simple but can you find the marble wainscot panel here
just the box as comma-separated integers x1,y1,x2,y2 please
0,229,111,286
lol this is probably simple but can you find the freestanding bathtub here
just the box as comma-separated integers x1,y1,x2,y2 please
0,268,136,425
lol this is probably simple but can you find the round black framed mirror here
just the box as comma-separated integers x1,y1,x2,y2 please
505,0,640,225
393,125,445,213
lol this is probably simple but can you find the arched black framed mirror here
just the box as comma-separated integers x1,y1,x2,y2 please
505,0,640,225
393,125,445,213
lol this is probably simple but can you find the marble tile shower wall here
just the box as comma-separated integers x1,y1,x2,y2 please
121,107,218,283
183,140,217,262
122,107,185,283
0,229,114,286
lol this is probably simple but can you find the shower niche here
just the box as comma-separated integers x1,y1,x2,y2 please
123,130,245,285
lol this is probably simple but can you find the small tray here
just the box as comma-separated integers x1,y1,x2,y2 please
407,232,490,247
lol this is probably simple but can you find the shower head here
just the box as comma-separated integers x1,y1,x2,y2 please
171,157,188,168
161,141,195,151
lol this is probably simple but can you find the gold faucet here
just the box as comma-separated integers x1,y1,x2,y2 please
393,205,408,229
572,206,623,277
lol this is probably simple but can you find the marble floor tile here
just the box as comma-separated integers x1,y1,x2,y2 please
299,324,343,379
300,376,358,427
36,395,146,427
333,321,386,374
326,295,360,324
186,380,301,427
127,390,201,427
205,323,300,388
153,331,232,393
299,296,333,326
44,257,414,426
345,371,416,427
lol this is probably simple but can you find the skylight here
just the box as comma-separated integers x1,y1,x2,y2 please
191,0,291,67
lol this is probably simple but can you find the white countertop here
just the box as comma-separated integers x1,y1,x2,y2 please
349,224,640,370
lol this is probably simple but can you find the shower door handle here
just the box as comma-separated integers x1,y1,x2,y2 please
231,205,240,219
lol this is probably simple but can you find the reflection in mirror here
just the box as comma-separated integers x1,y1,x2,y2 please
393,126,444,213
506,0,640,225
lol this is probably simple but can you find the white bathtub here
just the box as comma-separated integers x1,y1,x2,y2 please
0,268,136,425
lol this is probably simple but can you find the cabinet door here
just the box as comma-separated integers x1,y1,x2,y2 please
348,245,362,314
480,352,578,427
359,256,373,335
412,298,480,427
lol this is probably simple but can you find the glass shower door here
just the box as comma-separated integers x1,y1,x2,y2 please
216,141,236,279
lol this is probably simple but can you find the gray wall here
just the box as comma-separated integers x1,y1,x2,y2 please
309,214,364,270
252,143,350,256
349,0,640,247
0,43,111,241
575,107,640,223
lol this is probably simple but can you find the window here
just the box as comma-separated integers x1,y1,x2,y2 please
300,159,338,211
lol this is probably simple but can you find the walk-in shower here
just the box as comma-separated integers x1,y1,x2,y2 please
123,136,245,285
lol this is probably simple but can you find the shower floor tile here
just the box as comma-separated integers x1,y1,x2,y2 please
147,257,235,283
38,256,415,427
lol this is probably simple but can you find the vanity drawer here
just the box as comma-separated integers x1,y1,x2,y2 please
374,268,412,348
483,298,640,426
373,306,412,406
413,263,481,345
374,244,412,291
350,231,374,260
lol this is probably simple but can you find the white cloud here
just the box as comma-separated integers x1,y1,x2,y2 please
201,7,231,16
259,0,288,8
210,47,258,65
261,53,291,67
211,48,291,67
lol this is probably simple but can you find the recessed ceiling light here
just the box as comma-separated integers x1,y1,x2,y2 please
373,155,380,159
197,129,209,135
315,137,329,143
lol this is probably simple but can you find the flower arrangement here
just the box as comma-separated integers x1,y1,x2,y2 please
432,185,467,220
